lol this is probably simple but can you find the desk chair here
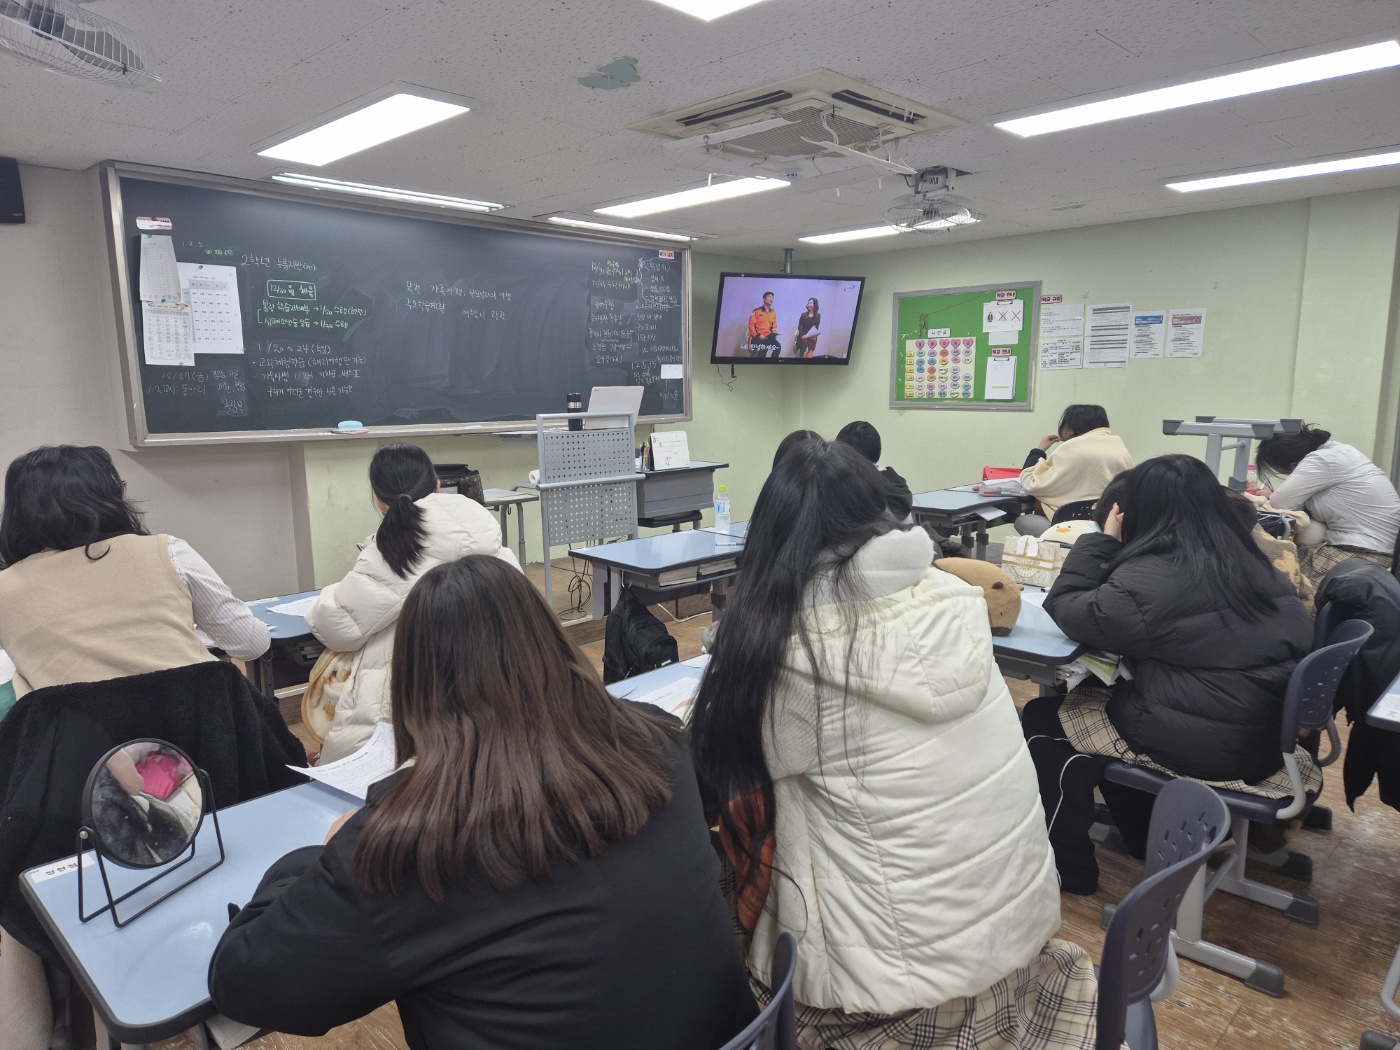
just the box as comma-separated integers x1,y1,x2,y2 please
638,510,703,532
718,932,796,1050
1362,943,1400,1049
1052,500,1097,524
1097,779,1229,1050
1101,618,1372,996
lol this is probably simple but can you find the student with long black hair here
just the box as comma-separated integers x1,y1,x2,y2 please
0,445,269,695
690,440,1099,1049
1023,454,1313,893
1255,422,1400,580
1016,404,1133,535
306,443,519,763
211,557,755,1050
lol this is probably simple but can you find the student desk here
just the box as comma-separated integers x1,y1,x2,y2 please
1363,680,1400,1050
911,489,1024,560
990,594,1084,690
570,524,747,620
242,591,321,696
19,780,346,1048
637,461,728,525
483,487,538,564
605,658,707,721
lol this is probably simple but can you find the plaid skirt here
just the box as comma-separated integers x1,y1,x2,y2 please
1296,542,1390,582
1058,689,1322,800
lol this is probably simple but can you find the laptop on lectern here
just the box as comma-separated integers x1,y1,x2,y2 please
585,386,645,429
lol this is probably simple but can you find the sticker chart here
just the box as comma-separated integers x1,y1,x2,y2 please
890,282,1040,410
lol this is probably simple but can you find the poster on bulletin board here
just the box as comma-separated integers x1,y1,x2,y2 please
889,281,1041,411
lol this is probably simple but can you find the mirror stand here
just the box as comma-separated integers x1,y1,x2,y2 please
77,769,226,928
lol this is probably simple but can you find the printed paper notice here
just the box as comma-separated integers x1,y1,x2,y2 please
1167,309,1206,358
1131,313,1165,359
295,722,396,801
1039,303,1084,370
1085,302,1131,368
138,234,181,301
982,299,1024,333
268,595,319,618
141,300,195,366
659,364,683,379
985,357,1016,400
178,262,245,354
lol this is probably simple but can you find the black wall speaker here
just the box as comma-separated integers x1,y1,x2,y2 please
0,159,25,224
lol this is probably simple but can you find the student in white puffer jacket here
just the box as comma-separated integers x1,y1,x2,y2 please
307,444,521,763
691,439,1098,1049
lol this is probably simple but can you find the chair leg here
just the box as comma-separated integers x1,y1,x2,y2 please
1213,818,1320,926
1246,846,1313,882
1361,1034,1399,1050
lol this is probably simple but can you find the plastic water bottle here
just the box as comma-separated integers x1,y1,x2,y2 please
714,484,732,536
1246,464,1259,495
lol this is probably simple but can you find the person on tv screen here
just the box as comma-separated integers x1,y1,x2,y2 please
746,291,780,359
793,298,821,358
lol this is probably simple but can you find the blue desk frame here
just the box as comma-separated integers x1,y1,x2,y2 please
570,523,747,619
911,488,1025,560
241,590,321,695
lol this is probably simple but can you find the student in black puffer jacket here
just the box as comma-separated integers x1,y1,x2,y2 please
1022,455,1313,894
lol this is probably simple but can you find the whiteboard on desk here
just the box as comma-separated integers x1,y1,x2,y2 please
103,164,692,446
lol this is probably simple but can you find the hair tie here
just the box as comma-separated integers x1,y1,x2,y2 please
396,493,415,501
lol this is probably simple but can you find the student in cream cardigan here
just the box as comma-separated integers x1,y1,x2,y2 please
1017,404,1134,536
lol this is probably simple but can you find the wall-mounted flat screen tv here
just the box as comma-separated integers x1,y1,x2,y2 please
709,272,866,365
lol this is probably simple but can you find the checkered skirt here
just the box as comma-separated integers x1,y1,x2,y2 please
1057,688,1322,800
1295,543,1391,583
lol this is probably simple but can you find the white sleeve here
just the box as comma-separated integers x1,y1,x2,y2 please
167,537,271,660
1268,452,1334,511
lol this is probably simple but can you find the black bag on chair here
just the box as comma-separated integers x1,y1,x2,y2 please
602,587,679,685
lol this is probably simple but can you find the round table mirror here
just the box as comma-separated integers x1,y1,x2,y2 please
81,740,204,869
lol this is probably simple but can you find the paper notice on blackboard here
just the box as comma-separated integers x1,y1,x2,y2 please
660,364,683,379
1167,309,1206,358
138,234,181,301
141,300,195,366
178,263,245,354
1039,303,1084,369
1085,302,1131,368
985,357,1016,400
1131,313,1165,359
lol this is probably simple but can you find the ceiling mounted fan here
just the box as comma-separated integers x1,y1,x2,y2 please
0,0,159,87
883,166,981,232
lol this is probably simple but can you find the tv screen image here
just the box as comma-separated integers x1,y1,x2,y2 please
710,273,866,365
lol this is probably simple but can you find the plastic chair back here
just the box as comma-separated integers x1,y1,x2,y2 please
1052,499,1097,524
1280,618,1373,751
1097,780,1229,1050
720,931,797,1050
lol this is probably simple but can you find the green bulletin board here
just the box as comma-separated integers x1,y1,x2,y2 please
890,281,1040,410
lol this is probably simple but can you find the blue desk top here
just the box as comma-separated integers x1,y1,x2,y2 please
992,597,1085,666
912,489,1022,517
21,781,348,1043
245,590,321,641
571,523,746,573
1367,681,1400,733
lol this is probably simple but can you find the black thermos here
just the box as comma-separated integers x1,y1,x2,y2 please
567,391,583,430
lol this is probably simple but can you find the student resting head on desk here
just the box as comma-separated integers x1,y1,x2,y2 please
1016,404,1134,537
1022,454,1314,894
690,438,1101,1049
210,555,756,1050
835,419,914,520
1254,422,1400,582
305,442,520,764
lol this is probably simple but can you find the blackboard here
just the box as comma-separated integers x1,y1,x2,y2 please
105,167,689,444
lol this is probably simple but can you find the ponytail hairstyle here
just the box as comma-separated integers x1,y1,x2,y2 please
370,443,438,579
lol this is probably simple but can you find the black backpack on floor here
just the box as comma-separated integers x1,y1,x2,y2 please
603,587,679,685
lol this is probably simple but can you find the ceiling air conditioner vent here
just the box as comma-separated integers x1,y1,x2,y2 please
629,69,962,159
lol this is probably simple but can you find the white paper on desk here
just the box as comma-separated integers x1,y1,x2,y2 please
985,357,1016,400
975,505,1007,523
141,300,196,366
683,653,712,669
1131,312,1165,359
0,648,13,685
1167,308,1206,358
268,595,319,618
633,675,701,721
138,234,181,301
650,430,690,470
1085,302,1131,368
178,262,245,354
296,722,397,801
982,299,1023,333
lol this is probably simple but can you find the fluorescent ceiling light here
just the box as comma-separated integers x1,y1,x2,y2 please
995,39,1400,137
258,92,470,165
1167,148,1400,192
799,226,903,245
648,0,772,20
545,216,693,242
596,176,787,218
271,173,503,212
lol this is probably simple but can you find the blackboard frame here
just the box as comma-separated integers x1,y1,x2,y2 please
100,163,692,447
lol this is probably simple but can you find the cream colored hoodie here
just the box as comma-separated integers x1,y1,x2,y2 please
307,493,521,763
749,527,1061,1014
1019,426,1133,519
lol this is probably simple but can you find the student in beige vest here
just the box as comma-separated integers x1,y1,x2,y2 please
1017,404,1134,536
0,444,269,1050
